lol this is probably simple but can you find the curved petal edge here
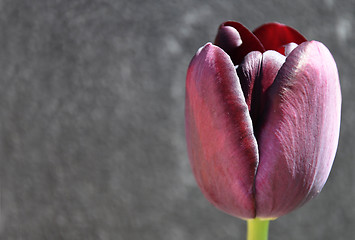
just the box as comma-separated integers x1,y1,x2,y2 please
185,43,259,219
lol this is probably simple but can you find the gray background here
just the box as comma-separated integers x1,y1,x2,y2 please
1,0,354,239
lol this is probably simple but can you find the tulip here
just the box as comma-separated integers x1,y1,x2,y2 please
185,21,341,239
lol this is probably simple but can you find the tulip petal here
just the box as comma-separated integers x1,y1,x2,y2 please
255,41,341,218
237,50,285,132
185,43,259,219
215,21,265,65
236,51,262,111
253,23,307,54
256,51,286,128
284,42,299,56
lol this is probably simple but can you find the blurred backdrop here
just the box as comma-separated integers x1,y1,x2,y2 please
1,0,354,239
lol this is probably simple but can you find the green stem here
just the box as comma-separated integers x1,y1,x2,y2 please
247,218,270,240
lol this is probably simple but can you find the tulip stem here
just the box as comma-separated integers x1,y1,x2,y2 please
247,218,269,240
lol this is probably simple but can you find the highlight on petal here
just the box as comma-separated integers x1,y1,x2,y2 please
255,41,341,218
214,25,242,56
215,21,265,65
284,42,299,56
253,23,307,54
185,43,259,219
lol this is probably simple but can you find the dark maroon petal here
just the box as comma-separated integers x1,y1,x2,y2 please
256,51,285,127
253,23,307,54
260,51,286,94
185,43,259,219
214,25,243,56
215,21,265,65
236,51,262,110
255,41,341,218
237,50,285,132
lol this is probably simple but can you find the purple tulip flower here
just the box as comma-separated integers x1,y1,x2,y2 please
185,21,341,219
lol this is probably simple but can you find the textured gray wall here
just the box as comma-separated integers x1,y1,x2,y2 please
1,0,354,239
